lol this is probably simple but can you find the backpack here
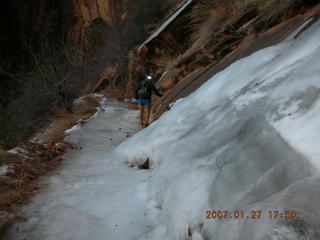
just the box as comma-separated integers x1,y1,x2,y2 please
138,81,151,98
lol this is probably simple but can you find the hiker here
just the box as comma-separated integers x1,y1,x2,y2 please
135,75,163,128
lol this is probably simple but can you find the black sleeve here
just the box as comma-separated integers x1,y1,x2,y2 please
135,83,141,99
151,83,163,97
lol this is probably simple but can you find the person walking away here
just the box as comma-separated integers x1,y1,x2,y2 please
135,75,163,128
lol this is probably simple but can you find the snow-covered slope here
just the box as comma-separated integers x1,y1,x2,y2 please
115,21,320,239
8,20,320,240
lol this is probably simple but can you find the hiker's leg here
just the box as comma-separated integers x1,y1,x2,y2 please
145,105,151,126
139,105,144,126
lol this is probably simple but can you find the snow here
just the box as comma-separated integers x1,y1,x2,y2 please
0,165,9,176
137,0,193,52
8,20,320,240
7,147,30,159
7,147,25,155
272,100,320,171
72,93,104,106
65,123,81,134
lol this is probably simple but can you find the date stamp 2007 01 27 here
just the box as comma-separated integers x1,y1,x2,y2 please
205,210,297,220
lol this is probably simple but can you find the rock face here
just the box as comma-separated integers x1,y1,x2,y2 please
0,0,123,107
0,0,122,58
70,0,125,45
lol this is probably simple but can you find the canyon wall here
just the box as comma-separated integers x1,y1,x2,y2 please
0,0,124,107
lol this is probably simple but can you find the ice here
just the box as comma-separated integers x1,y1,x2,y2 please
8,101,153,240
8,20,320,240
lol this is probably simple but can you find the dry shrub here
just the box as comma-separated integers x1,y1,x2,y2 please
34,108,78,144
0,150,21,166
0,142,65,237
186,0,236,55
34,95,100,144
184,0,305,59
71,95,100,115
0,56,90,148
37,116,78,144
236,0,304,27
155,54,181,86
257,0,303,25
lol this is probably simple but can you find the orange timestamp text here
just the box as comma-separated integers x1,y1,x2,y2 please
205,210,297,220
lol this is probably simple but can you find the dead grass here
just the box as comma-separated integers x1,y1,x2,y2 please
155,54,181,85
237,0,303,26
186,0,236,56
0,145,64,237
37,110,78,144
0,150,20,166
36,95,100,144
71,95,100,115
184,0,305,60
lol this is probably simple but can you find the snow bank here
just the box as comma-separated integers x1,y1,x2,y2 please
114,21,320,239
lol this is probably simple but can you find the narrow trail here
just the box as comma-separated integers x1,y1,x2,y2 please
9,100,154,240
7,19,320,240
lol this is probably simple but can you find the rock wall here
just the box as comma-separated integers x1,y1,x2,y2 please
70,0,125,46
0,0,125,107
